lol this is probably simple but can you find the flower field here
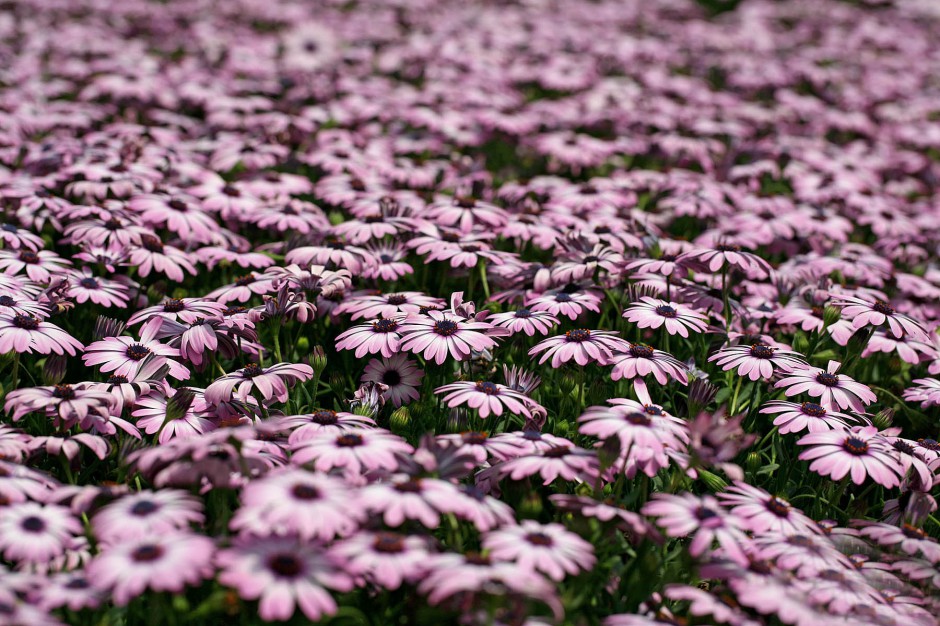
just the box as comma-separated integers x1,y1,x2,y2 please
2,0,940,624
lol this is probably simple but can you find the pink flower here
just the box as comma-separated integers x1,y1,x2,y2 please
335,317,403,358
333,531,433,590
335,291,443,321
759,400,860,434
718,482,818,535
527,286,603,321
87,532,215,605
0,312,83,355
92,490,204,543
797,426,904,487
489,308,559,336
435,380,534,419
854,521,940,563
774,360,877,412
0,502,81,564
357,476,462,529
831,293,929,341
205,362,313,405
609,342,688,384
82,319,189,380
5,383,114,425
678,242,772,278
128,235,197,282
399,310,502,365
642,493,750,565
126,297,226,327
708,342,807,381
494,444,600,485
216,537,353,622
360,354,424,407
278,409,377,444
529,329,627,368
290,428,412,475
483,520,596,581
623,297,708,337
231,469,362,541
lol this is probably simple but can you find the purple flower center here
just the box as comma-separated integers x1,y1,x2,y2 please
379,254,394,263
381,369,402,386
455,196,476,209
64,577,91,590
52,384,75,399
18,250,39,264
815,372,839,387
0,224,17,233
695,507,720,521
362,214,383,223
918,438,940,452
12,314,39,330
222,185,240,197
373,533,405,553
901,523,926,539
131,544,164,562
514,308,533,318
126,344,151,361
242,363,264,378
543,445,570,458
140,235,164,253
625,412,652,426
660,254,677,262
555,293,573,303
311,410,338,425
336,434,363,447
843,436,869,456
525,532,554,547
786,534,814,547
107,375,129,385
476,381,499,395
893,440,915,455
749,343,775,359
873,300,895,315
655,305,677,318
104,218,123,230
629,343,654,359
163,299,185,312
766,496,791,517
267,553,303,577
566,328,591,342
0,295,14,307
579,184,597,194
291,484,321,500
385,294,407,305
21,516,45,532
644,405,664,416
716,244,741,252
801,402,827,417
372,319,399,333
433,319,459,336
167,199,188,211
394,479,422,493
464,553,491,566
234,274,255,286
462,431,488,445
79,277,99,289
130,500,159,516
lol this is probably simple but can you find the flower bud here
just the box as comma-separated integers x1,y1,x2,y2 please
746,451,762,475
597,436,622,470
93,316,126,341
558,372,577,396
42,355,68,385
791,333,810,356
822,305,842,329
296,337,310,354
166,389,196,421
390,407,411,433
698,469,728,492
872,407,894,431
310,345,327,376
518,492,543,518
327,372,346,396
146,283,166,305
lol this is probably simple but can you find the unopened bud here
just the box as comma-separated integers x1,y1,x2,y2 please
93,316,126,341
872,407,894,431
698,469,728,492
746,451,762,475
390,407,411,433
518,492,543,518
166,389,196,421
327,372,345,396
310,346,327,375
296,337,310,354
42,355,68,385
822,305,842,329
558,372,577,396
791,333,809,356
146,284,166,305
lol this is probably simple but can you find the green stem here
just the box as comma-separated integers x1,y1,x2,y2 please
477,258,491,301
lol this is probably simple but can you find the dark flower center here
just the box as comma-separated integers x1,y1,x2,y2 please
168,199,188,211
515,308,533,318
65,577,91,590
525,532,554,547
140,235,164,253
108,375,129,385
629,343,654,359
385,294,407,305
104,218,123,230
801,402,827,417
130,501,159,516
12,314,38,330
336,434,363,447
373,533,405,553
716,244,741,252
291,484,321,500
433,320,459,336
696,507,720,520
52,384,75,399
656,305,677,318
0,224,17,233
372,319,399,333
163,299,185,312
311,410,338,425
381,369,402,386
625,412,652,426
476,381,499,395
749,343,775,359
893,440,915,455
242,364,264,378
843,436,869,456
644,405,664,416
786,534,814,547
917,438,940,452
544,445,570,458
464,553,491,566
268,554,303,577
873,300,895,315
816,372,839,387
224,306,247,316
455,196,476,209
379,254,394,263
555,293,573,302
131,544,164,562
660,254,677,262
566,328,591,342
222,185,240,197
394,479,422,493
79,277,99,289
579,185,597,194
234,275,255,286
18,250,39,264
462,431,488,445
901,523,926,539
21,516,45,532
766,496,791,517
0,295,14,307
126,344,151,361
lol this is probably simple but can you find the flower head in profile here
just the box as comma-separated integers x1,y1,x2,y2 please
489,308,559,336
609,342,688,385
399,310,503,365
205,362,313,405
290,428,412,475
529,329,627,368
623,297,708,338
335,317,404,358
708,342,807,381
830,293,929,341
642,493,750,565
678,241,772,278
775,360,877,412
0,312,83,355
760,400,859,434
797,426,903,487
483,520,596,581
435,380,535,419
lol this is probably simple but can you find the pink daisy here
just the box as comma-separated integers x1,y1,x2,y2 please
0,312,83,355
82,319,189,380
92,490,204,543
609,342,688,385
357,476,462,529
216,537,353,623
642,493,749,565
435,380,534,419
483,520,596,581
528,329,627,368
290,428,412,475
495,444,600,485
489,308,559,336
335,317,404,358
623,297,709,338
0,502,81,564
759,400,860,434
5,383,114,425
205,362,314,405
333,531,433,590
797,426,904,487
831,293,929,341
708,342,807,381
718,482,818,535
360,354,424,407
678,242,772,278
527,287,603,321
398,310,501,365
774,361,877,412
335,291,443,321
279,410,377,444
127,235,198,282
88,532,215,605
